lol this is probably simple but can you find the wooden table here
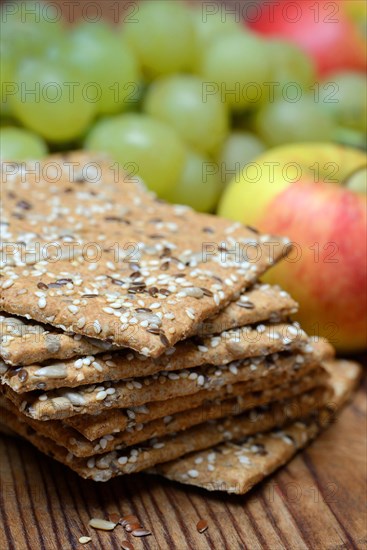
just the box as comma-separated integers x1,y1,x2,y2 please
1,368,366,550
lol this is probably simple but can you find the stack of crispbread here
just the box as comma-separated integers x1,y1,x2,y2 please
0,153,360,492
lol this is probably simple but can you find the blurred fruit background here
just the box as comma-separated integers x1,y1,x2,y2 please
1,0,366,350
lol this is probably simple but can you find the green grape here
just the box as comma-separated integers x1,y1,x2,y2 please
65,22,140,115
319,72,367,133
253,96,335,146
218,132,266,185
200,31,271,111
267,39,316,92
190,7,240,46
85,113,186,196
144,75,229,155
190,7,241,70
122,0,195,77
10,59,96,143
0,126,48,161
163,150,222,213
1,1,65,59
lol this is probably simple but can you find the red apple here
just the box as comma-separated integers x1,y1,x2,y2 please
218,143,367,352
247,0,367,77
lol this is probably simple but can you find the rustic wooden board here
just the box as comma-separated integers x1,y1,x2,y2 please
0,369,365,550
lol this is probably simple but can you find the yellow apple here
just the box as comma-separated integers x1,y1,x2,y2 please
218,143,367,352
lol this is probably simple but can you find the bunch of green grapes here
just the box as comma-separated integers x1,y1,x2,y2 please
1,0,364,212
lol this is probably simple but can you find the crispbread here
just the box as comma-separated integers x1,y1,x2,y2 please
0,367,327,457
152,359,361,493
0,313,119,366
0,283,297,366
0,320,309,393
64,360,323,441
2,346,325,421
1,152,290,356
62,339,333,441
0,385,331,481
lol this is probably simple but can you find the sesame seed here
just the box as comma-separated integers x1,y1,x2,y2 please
196,374,206,386
132,529,151,538
185,308,195,320
38,297,47,309
188,469,199,478
96,390,107,401
78,536,92,544
89,518,117,531
164,312,175,320
239,455,251,465
76,317,86,328
229,364,238,375
93,320,102,334
2,279,14,289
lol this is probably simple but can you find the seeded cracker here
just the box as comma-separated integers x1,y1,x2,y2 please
0,283,297,366
0,313,119,366
152,359,361,493
64,362,323,441
1,342,326,421
1,152,290,356
0,320,310,393
59,340,333,440
0,385,331,481
0,367,328,457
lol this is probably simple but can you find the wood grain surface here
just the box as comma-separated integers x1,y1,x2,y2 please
0,364,365,550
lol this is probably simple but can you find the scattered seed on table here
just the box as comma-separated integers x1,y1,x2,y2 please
108,512,121,524
121,515,139,527
88,518,117,531
132,529,152,537
196,519,208,533
125,523,141,533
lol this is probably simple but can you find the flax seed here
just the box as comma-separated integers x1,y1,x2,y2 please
196,519,208,533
